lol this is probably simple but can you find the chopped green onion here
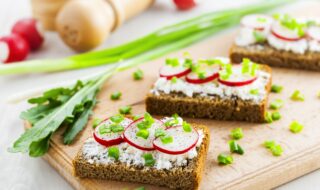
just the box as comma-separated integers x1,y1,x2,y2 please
164,114,179,127
142,153,156,166
92,118,103,128
257,17,267,23
99,124,111,135
271,111,281,121
242,59,250,74
270,99,284,110
289,121,304,133
132,115,141,121
271,84,283,93
119,105,132,114
250,63,259,76
250,88,259,95
161,135,173,144
217,153,233,165
290,90,304,101
155,128,166,138
279,14,305,37
110,114,124,123
253,30,266,43
108,147,120,160
133,69,143,80
264,111,273,123
263,140,283,156
136,129,149,139
264,140,276,149
182,121,192,132
230,128,243,140
166,58,180,67
171,76,178,83
229,140,244,155
110,91,122,100
110,124,124,133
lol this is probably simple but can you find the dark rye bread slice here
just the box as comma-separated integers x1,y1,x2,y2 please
73,124,210,190
146,65,272,123
229,43,320,71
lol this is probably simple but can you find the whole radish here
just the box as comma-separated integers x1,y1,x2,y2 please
12,18,44,50
0,34,29,63
173,0,197,10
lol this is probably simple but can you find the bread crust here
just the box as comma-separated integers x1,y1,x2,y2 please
146,65,272,123
229,43,320,71
73,124,210,190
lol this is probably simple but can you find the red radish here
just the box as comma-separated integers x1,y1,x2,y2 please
186,63,220,84
153,125,199,155
173,0,197,10
12,18,44,50
93,117,133,147
123,118,164,151
218,65,257,87
308,26,320,42
159,65,191,80
271,21,304,41
0,34,29,63
241,14,273,30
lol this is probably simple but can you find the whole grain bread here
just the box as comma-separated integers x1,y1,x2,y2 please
73,124,210,190
229,43,320,71
146,65,272,123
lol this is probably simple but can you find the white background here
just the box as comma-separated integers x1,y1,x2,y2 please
0,0,319,189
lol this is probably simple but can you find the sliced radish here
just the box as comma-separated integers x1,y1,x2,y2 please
241,14,273,30
123,118,164,151
159,65,191,80
271,21,304,41
186,63,220,84
12,18,44,50
173,0,197,10
218,65,257,87
93,117,132,147
308,26,320,42
0,34,29,63
153,125,199,155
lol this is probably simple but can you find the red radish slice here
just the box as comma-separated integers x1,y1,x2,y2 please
93,117,132,147
123,118,164,151
186,63,220,84
0,34,29,63
308,26,320,42
173,0,197,10
271,21,304,41
12,18,44,50
241,14,273,30
153,125,199,155
159,65,191,80
218,65,257,87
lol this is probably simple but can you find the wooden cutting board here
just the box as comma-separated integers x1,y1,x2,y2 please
25,1,320,190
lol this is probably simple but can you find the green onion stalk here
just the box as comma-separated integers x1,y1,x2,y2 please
0,0,293,75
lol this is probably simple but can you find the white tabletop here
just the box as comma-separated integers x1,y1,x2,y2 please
1,0,319,189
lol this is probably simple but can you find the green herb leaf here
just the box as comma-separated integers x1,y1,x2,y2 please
119,105,132,114
230,128,243,140
110,114,124,123
108,147,120,160
155,128,166,138
271,111,281,121
271,84,283,93
250,88,259,95
229,140,244,155
264,111,273,123
182,121,192,132
291,90,304,101
269,99,284,110
136,129,149,139
217,153,233,165
133,69,143,80
142,153,156,166
110,91,122,100
161,135,173,144
92,118,103,129
289,121,304,133
171,76,178,84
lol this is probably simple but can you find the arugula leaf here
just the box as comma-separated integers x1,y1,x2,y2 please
29,133,52,157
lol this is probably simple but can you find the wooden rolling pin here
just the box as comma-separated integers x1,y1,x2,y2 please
31,0,154,52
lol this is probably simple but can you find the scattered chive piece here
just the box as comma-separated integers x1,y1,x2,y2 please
290,90,304,101
92,118,103,128
269,99,284,110
171,76,178,83
161,135,173,144
271,111,281,121
229,140,244,155
217,153,233,165
132,115,141,121
110,91,122,100
155,128,166,138
136,129,149,139
110,124,124,133
264,140,276,149
110,114,124,123
133,69,143,80
253,30,266,43
119,105,132,115
230,128,243,140
250,88,259,95
108,147,120,160
166,58,180,67
164,114,179,127
264,111,273,123
289,121,304,133
271,84,283,93
142,153,155,166
99,125,111,135
182,121,192,132
263,140,283,156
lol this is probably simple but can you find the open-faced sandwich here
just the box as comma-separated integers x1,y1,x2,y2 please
73,113,210,190
146,56,272,122
230,14,320,71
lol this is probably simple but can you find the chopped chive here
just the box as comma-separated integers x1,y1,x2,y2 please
271,111,281,121
99,124,111,135
250,88,259,95
229,140,244,155
161,135,173,144
290,90,304,101
142,153,155,166
166,58,180,67
263,140,283,156
133,69,143,80
242,58,250,74
264,111,273,123
110,124,124,133
269,99,284,110
110,91,122,100
230,128,243,140
132,115,141,121
136,129,149,139
182,121,192,132
253,30,266,43
92,118,103,128
271,84,283,93
289,121,304,133
155,128,166,138
250,63,259,76
171,76,178,83
119,105,132,115
108,147,120,160
264,140,276,149
217,153,233,165
110,114,124,123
